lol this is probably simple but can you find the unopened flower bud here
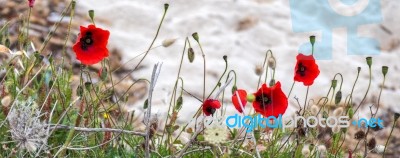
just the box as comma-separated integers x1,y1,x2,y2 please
366,57,372,68
162,38,176,47
348,107,354,118
192,32,199,42
164,3,169,10
268,56,276,70
335,91,342,105
310,35,316,45
247,94,255,102
269,79,275,86
331,80,337,89
382,66,388,77
357,67,361,73
88,10,95,22
231,85,237,95
255,65,263,76
223,55,227,62
28,0,35,7
188,48,195,63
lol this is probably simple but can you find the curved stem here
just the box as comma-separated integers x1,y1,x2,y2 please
354,65,372,114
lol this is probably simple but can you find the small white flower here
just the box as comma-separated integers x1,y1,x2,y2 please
162,38,177,47
374,145,385,154
204,126,228,145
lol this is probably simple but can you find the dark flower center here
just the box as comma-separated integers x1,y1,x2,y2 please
297,62,306,77
256,94,272,108
80,32,93,50
206,107,216,115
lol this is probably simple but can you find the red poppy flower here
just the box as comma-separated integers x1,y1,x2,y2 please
202,99,221,116
232,89,247,113
28,0,35,7
294,53,320,86
73,25,110,65
252,82,288,117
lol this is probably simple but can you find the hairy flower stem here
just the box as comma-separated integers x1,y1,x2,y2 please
39,1,72,53
354,61,372,114
133,4,168,70
257,50,272,89
161,37,188,148
287,81,295,98
383,118,397,157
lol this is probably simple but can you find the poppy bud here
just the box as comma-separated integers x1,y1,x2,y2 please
331,80,337,89
84,82,92,91
143,99,149,109
231,85,237,94
255,65,263,76
268,56,276,70
188,48,195,63
348,107,354,118
357,67,361,73
28,0,35,7
162,38,176,47
99,68,108,81
366,57,372,68
382,66,388,77
192,32,199,42
394,112,400,121
77,85,83,97
269,79,275,86
309,35,316,46
71,1,76,9
335,91,342,105
175,96,183,111
223,55,227,62
164,3,169,10
246,94,255,102
88,10,95,22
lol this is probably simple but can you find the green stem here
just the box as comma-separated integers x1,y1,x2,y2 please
354,65,372,114
133,4,168,70
383,118,397,157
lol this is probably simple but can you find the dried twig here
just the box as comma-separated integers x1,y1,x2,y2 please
48,124,146,136
145,63,162,158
